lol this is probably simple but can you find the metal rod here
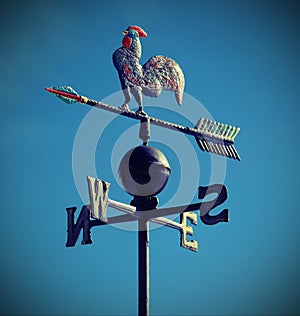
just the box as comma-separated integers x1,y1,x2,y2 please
82,97,235,144
131,196,155,316
138,218,149,316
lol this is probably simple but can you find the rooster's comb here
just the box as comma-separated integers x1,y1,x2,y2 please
127,25,147,37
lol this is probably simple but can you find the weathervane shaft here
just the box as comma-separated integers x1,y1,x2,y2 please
138,219,149,316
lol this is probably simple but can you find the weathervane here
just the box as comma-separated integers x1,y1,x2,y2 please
45,25,240,316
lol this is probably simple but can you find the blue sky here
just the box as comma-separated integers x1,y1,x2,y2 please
1,0,300,315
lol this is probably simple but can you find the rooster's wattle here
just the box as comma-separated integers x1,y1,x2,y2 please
112,25,185,115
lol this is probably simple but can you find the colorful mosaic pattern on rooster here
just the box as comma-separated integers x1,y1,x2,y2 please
112,25,185,113
143,56,184,105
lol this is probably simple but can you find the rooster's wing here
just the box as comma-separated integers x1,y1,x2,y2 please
142,55,185,105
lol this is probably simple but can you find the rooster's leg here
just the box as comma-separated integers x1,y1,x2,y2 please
119,87,131,111
130,86,146,116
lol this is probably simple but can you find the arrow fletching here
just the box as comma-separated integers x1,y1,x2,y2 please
45,86,80,104
195,118,241,160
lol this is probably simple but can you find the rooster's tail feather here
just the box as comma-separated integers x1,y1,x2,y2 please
143,55,185,105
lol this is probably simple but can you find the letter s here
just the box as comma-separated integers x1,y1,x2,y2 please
198,184,229,225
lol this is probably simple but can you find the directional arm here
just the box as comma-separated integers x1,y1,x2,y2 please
68,176,228,251
45,86,241,160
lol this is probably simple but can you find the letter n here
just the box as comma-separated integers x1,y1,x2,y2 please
66,206,92,247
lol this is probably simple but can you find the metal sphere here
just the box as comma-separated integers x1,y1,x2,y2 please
118,146,171,197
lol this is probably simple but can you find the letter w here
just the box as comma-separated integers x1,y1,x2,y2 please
87,176,110,222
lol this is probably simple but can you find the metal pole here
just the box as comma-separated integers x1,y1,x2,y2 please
138,218,149,316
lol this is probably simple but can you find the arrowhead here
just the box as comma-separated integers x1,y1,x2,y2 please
45,86,80,104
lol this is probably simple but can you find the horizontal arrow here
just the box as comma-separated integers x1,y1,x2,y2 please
45,86,240,160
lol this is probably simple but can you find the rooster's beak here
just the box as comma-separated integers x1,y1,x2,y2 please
122,30,128,35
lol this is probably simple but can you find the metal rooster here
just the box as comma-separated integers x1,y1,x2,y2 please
113,25,185,115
